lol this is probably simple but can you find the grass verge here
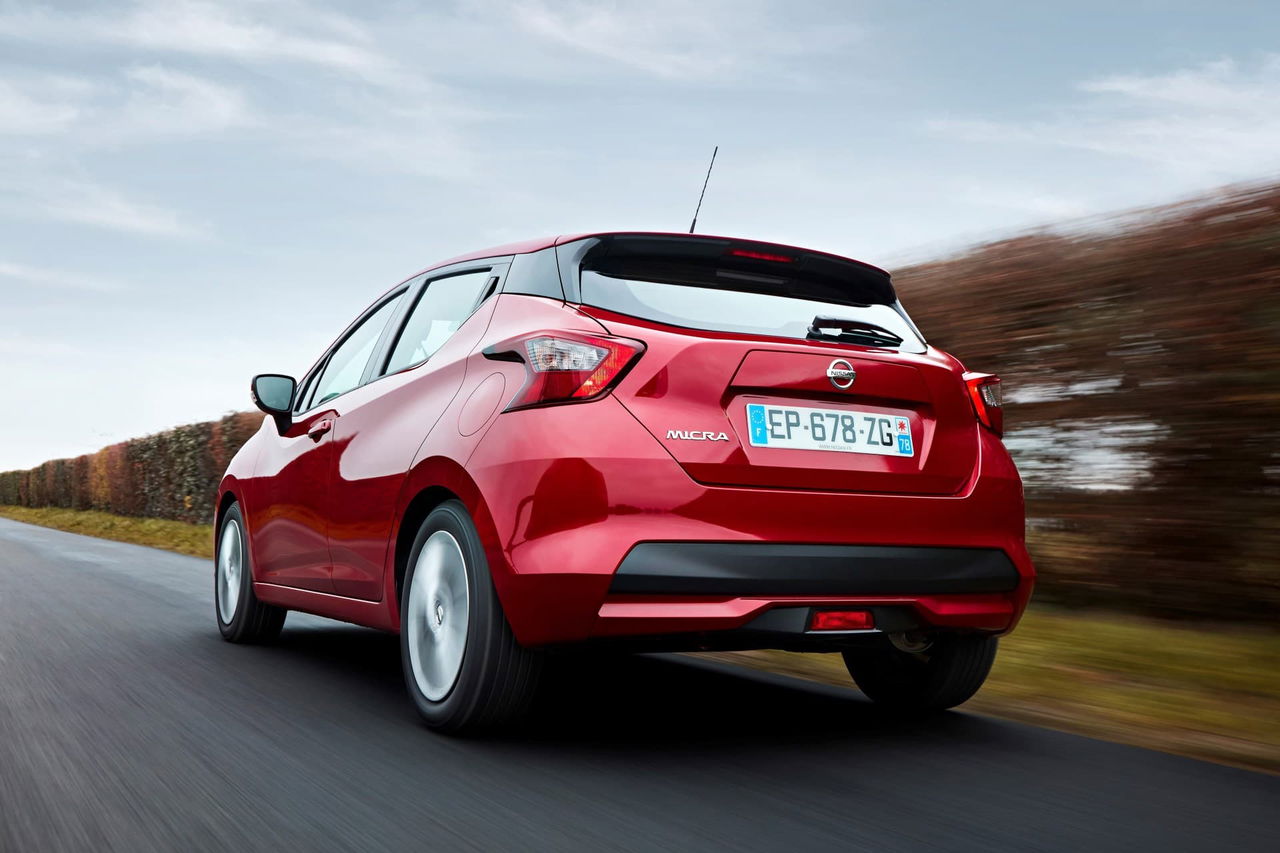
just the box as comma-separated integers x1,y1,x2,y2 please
0,505,213,558
3,504,1276,773
699,612,1280,774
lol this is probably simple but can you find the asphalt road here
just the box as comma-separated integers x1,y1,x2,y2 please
0,517,1275,852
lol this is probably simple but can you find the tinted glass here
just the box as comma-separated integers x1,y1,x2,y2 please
383,271,491,375
578,273,925,353
307,294,402,408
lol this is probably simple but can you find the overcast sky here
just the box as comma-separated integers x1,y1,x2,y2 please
1,0,1278,470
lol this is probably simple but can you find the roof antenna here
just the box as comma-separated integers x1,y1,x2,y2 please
688,145,718,233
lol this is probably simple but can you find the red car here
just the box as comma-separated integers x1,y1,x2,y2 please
216,232,1034,731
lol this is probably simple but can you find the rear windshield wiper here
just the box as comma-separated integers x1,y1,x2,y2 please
806,316,904,347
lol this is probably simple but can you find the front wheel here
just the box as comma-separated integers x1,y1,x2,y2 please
400,500,542,733
843,634,997,712
215,502,286,643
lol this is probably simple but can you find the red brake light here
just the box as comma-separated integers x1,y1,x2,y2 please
809,609,875,631
490,333,644,411
728,248,794,263
964,372,1003,436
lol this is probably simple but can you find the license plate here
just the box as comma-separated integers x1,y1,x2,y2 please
745,403,915,457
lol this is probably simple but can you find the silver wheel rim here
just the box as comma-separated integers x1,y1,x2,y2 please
407,530,470,701
217,520,243,625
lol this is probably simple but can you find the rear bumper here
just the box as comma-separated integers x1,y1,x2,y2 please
466,397,1036,648
610,543,1020,596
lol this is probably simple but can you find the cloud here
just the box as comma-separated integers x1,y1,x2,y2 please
0,74,95,135
0,171,209,238
0,0,406,84
0,2,472,179
0,64,251,142
0,332,90,359
1080,58,1279,111
0,0,862,189
120,65,253,135
509,0,861,82
931,56,1280,179
0,260,124,292
41,179,206,237
945,180,1091,220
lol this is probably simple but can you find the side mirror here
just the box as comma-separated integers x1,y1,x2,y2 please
251,374,296,435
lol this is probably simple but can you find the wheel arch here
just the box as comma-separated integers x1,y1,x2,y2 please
214,482,240,533
394,485,459,605
387,456,507,628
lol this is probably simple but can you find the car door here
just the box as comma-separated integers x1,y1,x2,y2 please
248,290,407,593
325,263,505,600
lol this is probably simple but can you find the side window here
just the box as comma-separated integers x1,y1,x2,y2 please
305,293,403,409
382,271,492,375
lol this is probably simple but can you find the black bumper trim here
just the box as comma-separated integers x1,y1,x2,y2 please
609,542,1019,596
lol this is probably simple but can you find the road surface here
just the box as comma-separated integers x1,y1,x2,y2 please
0,517,1275,852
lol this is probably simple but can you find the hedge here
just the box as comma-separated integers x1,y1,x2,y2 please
0,412,262,525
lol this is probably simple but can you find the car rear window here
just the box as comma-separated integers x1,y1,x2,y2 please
568,235,926,353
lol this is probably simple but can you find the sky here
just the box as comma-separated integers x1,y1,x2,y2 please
1,0,1278,470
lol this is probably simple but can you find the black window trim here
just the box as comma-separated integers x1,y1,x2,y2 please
372,257,511,380
291,255,513,417
293,284,413,416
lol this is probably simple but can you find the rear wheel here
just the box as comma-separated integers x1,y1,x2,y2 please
843,634,997,712
400,500,542,733
215,502,286,643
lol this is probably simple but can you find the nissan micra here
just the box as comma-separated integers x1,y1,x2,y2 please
215,232,1035,731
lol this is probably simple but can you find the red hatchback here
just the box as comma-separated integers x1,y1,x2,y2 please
216,232,1034,731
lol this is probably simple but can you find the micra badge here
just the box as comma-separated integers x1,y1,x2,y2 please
666,430,730,441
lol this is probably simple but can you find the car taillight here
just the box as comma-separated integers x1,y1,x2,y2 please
963,372,1003,436
486,333,645,411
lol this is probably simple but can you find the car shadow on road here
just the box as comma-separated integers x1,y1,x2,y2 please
266,622,1014,753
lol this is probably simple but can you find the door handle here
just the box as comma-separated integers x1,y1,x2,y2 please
308,418,334,441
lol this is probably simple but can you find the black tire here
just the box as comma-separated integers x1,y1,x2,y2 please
399,500,542,733
843,634,997,712
215,502,287,644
